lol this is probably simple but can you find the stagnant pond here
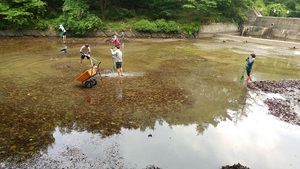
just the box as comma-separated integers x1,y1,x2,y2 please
0,36,299,168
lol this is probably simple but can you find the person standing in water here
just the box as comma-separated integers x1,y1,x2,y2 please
59,24,66,43
110,46,123,76
80,44,94,67
245,53,256,82
112,34,120,47
118,31,125,47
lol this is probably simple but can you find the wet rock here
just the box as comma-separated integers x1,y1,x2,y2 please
264,98,299,124
221,163,250,169
144,165,161,169
247,79,300,125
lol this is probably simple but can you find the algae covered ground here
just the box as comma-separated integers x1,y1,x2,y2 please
0,36,299,168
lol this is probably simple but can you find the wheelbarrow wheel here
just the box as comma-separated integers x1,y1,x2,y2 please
91,79,97,86
84,81,93,88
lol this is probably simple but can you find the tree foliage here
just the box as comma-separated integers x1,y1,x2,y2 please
2,0,300,34
266,3,288,17
182,0,253,24
58,0,104,35
144,0,184,19
254,0,300,17
0,0,46,29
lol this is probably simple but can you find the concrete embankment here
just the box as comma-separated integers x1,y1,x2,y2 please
215,33,300,48
242,9,300,41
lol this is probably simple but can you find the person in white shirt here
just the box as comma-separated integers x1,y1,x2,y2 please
59,24,66,43
110,46,123,76
80,44,93,66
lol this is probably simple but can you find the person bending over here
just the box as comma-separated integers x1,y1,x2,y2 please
80,44,93,67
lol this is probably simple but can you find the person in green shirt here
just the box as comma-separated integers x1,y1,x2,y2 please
59,24,66,43
245,53,256,82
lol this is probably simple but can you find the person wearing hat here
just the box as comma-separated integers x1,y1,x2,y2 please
80,44,93,66
245,53,256,82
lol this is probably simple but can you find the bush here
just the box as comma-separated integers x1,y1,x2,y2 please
35,19,49,30
166,21,179,33
132,19,180,33
180,22,200,35
58,14,104,35
155,19,179,33
155,19,169,33
106,22,130,32
132,19,157,32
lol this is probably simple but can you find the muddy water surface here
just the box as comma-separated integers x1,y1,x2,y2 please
0,37,299,168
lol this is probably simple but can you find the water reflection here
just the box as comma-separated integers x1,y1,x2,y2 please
119,93,300,169
4,103,300,169
116,77,123,100
0,37,299,168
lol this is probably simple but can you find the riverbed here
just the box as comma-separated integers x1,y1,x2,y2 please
0,36,299,168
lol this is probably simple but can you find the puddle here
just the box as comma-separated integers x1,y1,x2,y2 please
3,101,300,169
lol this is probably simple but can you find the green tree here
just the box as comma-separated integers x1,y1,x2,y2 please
43,0,64,18
59,0,104,35
285,0,300,17
0,0,46,29
254,0,267,15
257,0,300,17
266,3,287,17
98,0,109,20
182,0,253,24
144,0,184,19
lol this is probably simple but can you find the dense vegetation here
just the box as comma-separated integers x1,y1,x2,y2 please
0,0,300,35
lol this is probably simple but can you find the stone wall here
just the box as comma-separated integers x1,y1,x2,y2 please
0,23,239,38
0,29,189,38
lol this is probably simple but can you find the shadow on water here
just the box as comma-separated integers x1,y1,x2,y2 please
0,37,299,168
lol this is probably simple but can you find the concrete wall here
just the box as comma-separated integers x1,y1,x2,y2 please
199,23,239,37
241,10,300,41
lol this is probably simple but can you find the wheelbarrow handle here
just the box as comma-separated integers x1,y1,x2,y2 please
97,61,102,67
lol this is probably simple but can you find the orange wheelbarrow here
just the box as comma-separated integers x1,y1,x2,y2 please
75,62,101,88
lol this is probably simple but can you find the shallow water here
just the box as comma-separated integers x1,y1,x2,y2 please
0,37,299,168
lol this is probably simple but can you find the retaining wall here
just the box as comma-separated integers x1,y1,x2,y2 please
241,9,300,41
199,23,239,37
0,23,239,38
